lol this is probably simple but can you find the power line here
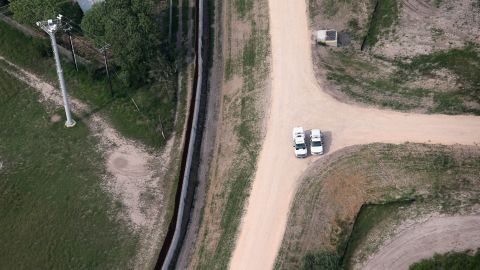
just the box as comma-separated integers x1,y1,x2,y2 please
98,43,113,97
63,24,78,71
61,15,108,46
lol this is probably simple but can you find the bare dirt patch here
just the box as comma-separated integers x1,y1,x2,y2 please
0,55,176,269
376,0,480,58
50,114,61,123
361,215,480,270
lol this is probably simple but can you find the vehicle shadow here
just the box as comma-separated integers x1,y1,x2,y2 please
322,130,332,154
305,129,312,156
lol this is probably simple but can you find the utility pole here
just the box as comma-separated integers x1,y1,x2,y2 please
63,25,78,71
37,15,76,127
99,44,113,97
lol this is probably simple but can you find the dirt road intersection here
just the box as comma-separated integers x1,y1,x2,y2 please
229,0,480,269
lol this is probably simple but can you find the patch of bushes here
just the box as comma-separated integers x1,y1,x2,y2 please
409,249,480,270
301,250,340,270
80,0,162,87
324,45,480,114
9,0,83,25
364,0,399,47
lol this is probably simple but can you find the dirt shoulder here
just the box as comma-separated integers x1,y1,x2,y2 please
275,143,480,270
181,0,271,268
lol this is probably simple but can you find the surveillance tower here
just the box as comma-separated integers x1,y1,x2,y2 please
37,15,76,127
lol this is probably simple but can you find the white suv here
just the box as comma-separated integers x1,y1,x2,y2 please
292,127,307,158
310,129,324,155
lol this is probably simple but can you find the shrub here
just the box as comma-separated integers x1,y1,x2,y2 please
301,250,340,270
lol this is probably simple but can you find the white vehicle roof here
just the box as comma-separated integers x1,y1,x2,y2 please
293,127,304,136
311,129,322,139
294,136,305,144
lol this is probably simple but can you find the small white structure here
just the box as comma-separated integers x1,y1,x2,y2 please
315,30,338,47
75,0,104,13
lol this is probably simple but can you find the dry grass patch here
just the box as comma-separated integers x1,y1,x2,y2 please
309,0,480,114
275,143,480,270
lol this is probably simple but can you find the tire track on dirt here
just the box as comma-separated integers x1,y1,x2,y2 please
361,215,480,270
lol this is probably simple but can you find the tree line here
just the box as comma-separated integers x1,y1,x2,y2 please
8,0,165,87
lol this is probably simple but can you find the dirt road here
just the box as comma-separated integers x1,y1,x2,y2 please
229,0,480,269
361,215,480,270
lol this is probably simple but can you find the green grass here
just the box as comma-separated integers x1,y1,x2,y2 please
171,0,180,42
235,0,253,18
0,69,137,269
410,249,480,270
341,201,413,268
364,0,399,47
182,0,190,39
400,45,480,94
434,0,443,8
0,19,176,148
325,45,480,114
323,0,351,17
301,250,340,270
308,0,319,21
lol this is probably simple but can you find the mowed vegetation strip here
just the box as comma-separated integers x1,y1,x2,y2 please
0,69,137,269
275,143,480,270
0,19,176,148
189,0,270,268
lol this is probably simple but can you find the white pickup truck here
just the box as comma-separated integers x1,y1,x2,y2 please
310,129,324,155
292,127,307,158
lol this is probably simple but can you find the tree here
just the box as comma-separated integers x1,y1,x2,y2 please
81,0,159,87
0,0,10,7
9,0,61,25
9,0,83,25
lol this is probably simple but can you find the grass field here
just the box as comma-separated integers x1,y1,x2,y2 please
309,0,480,114
275,143,480,270
323,44,480,114
0,69,137,269
0,20,176,148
